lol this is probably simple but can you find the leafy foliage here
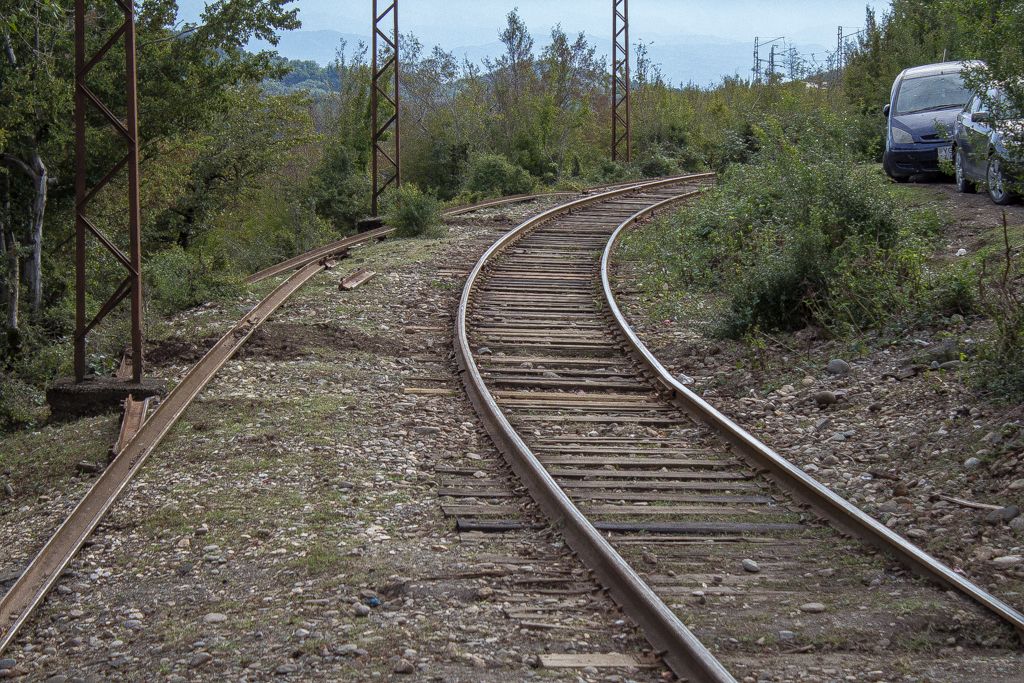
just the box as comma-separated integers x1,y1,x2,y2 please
464,154,535,197
623,123,937,338
309,144,370,231
146,246,243,314
384,184,442,238
973,219,1024,400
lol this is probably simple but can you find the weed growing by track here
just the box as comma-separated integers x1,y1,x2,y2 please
385,184,445,238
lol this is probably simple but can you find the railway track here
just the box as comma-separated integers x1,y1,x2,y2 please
456,175,1024,680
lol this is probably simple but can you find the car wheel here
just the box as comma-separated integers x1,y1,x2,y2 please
955,149,975,193
891,175,910,184
987,155,1012,205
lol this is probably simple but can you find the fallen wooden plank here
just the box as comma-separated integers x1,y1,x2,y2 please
539,653,653,669
113,395,151,456
936,494,1002,511
339,268,377,290
403,387,458,396
114,354,132,379
441,504,520,516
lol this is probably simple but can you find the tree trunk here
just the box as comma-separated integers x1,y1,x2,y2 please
0,173,7,326
0,170,17,332
26,150,46,313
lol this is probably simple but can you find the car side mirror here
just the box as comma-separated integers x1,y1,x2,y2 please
882,103,891,118
973,111,992,124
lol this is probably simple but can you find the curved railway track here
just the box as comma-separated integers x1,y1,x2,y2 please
455,175,1024,680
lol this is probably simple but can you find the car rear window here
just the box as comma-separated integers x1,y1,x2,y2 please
895,73,972,115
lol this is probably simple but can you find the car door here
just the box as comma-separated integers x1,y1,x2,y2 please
966,97,993,176
955,96,975,165
959,96,981,176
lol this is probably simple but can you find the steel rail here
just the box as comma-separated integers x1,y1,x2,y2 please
246,226,392,284
600,196,1024,640
248,180,661,284
0,260,329,655
454,174,736,682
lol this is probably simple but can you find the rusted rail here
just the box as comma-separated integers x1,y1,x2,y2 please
454,175,735,682
600,195,1024,639
247,227,392,284
0,260,327,654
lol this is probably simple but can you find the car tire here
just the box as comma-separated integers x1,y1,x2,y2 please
955,149,975,193
882,152,910,183
987,155,1013,205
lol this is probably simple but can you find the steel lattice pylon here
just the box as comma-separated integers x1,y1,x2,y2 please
74,0,144,383
611,0,631,163
371,0,400,216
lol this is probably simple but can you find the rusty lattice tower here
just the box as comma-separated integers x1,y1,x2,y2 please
74,0,145,383
611,0,631,163
371,0,400,216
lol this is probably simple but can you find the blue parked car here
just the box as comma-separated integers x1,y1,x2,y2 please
952,86,1022,205
882,61,975,182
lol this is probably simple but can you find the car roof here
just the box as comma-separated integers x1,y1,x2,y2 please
899,60,980,80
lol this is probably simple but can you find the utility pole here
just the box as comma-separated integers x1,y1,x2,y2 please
73,0,144,383
371,0,400,216
753,36,784,84
753,36,760,83
611,0,630,163
836,26,844,72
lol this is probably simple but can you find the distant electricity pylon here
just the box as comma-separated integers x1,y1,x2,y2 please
611,0,631,163
836,26,865,72
371,0,400,216
752,27,863,84
752,36,784,83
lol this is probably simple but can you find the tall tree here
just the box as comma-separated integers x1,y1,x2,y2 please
0,0,299,334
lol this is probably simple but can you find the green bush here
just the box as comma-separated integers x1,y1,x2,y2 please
596,159,629,182
464,154,534,196
640,154,676,178
974,304,1024,401
626,120,936,338
0,376,42,429
972,224,1024,401
146,246,244,314
927,262,978,316
384,184,443,238
309,144,371,229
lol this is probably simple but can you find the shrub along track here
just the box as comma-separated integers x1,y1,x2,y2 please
456,175,1024,681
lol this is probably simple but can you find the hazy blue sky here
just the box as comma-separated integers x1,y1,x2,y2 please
177,1,891,49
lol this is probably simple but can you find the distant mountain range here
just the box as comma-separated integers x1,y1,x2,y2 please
250,29,830,87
